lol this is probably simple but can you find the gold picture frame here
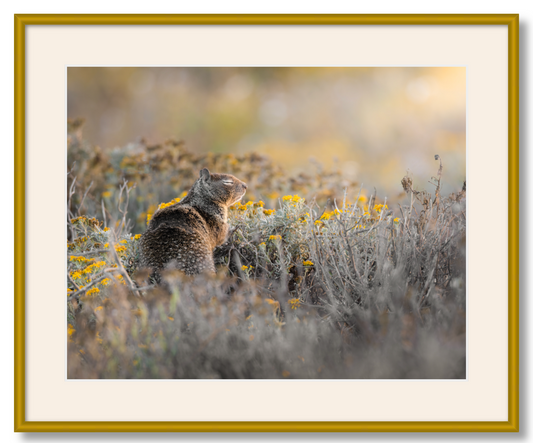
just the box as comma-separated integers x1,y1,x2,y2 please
14,14,519,432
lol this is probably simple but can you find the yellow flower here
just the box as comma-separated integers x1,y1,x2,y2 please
115,245,126,253
333,209,342,216
245,201,254,206
95,306,103,311
374,204,388,213
320,212,332,220
71,271,82,279
86,287,100,296
104,242,109,248
267,192,279,199
103,227,110,232
254,201,265,208
168,316,174,321
269,235,282,241
120,239,127,244
100,278,111,286
259,242,266,247
292,195,302,203
288,298,301,310
69,256,86,263
241,265,249,271
102,191,112,198
263,209,275,216
282,195,293,201
134,234,142,240
70,216,87,224
96,332,103,344
146,213,153,224
394,217,400,223
358,195,368,202
67,324,76,336
303,260,314,266
314,220,323,226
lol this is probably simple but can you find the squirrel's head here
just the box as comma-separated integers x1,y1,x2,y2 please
189,168,247,208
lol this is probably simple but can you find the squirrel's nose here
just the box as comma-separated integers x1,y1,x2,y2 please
242,182,248,190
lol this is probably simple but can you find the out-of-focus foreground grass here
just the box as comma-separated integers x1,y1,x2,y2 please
67,123,466,379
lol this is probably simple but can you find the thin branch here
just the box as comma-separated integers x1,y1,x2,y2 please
77,181,93,217
68,249,110,258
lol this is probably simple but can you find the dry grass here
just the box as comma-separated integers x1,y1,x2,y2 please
67,125,466,379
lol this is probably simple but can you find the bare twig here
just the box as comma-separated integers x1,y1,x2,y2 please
77,181,93,217
68,249,110,258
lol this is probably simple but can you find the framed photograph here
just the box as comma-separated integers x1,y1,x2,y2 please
14,14,519,432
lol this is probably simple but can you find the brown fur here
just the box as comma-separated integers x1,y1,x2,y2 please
138,168,247,280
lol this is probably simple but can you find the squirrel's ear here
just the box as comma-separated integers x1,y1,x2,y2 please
200,168,211,181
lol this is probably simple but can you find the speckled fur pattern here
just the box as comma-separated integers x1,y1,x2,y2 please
138,168,247,280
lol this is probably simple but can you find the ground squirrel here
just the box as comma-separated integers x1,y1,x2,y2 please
138,168,247,280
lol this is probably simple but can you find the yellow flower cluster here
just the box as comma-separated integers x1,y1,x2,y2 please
288,298,302,310
86,287,100,296
394,217,400,223
81,261,106,275
158,197,181,210
269,235,282,241
374,204,388,213
263,209,275,216
67,324,76,337
71,216,101,227
115,245,127,253
303,260,314,266
282,195,303,203
69,256,95,263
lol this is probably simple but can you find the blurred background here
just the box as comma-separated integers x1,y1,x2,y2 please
68,67,466,197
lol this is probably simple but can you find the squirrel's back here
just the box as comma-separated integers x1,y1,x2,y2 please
138,168,247,279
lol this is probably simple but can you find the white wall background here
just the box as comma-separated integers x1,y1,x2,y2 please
1,1,530,442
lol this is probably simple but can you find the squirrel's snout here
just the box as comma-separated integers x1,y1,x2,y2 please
242,182,248,190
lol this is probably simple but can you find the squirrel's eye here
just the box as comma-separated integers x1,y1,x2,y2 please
222,180,233,186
